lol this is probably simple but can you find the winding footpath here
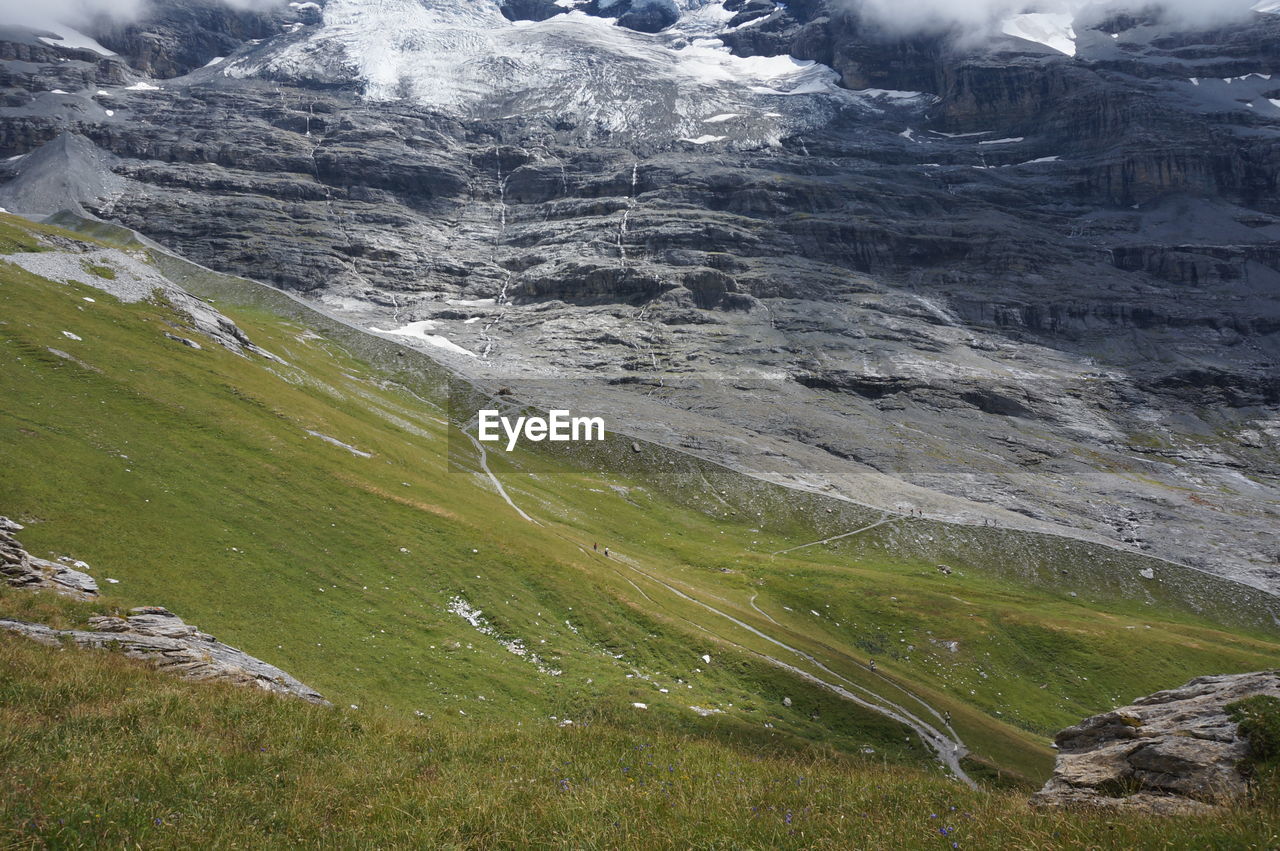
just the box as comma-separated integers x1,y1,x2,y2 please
472,441,975,787
609,552,976,788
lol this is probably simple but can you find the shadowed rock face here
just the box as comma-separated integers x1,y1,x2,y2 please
0,1,1277,590
88,1,304,79
1031,671,1280,814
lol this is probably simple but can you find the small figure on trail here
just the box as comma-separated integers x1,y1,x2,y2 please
868,659,877,672
604,547,610,558
593,542,598,551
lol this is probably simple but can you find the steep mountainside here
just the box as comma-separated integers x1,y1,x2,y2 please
0,0,1276,594
2,211,1279,793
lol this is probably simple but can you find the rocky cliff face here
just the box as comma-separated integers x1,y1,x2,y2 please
1032,670,1280,814
0,1,1276,591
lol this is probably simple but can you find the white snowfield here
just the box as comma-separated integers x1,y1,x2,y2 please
22,21,117,57
227,0,851,144
370,320,478,358
1001,12,1077,56
1000,0,1279,56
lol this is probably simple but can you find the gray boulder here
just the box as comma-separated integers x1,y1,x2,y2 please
1031,671,1280,814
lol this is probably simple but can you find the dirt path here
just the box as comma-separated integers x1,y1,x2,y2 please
608,552,976,788
466,432,540,525
771,516,899,556
475,448,975,787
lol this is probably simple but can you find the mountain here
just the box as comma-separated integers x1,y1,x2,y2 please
1,1,1279,841
0,207,1278,819
1,0,1278,582
2,0,1277,594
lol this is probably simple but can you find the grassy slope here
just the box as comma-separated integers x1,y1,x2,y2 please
3,619,1279,849
1,213,1279,842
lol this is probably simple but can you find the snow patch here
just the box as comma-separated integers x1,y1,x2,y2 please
237,0,843,142
28,22,116,57
125,82,161,91
855,88,932,103
370,321,477,358
1001,12,1075,57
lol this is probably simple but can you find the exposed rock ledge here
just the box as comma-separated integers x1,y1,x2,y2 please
1,517,98,599
1031,671,1280,815
0,608,329,705
1,517,327,705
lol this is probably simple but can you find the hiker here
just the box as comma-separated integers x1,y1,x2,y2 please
593,542,598,551
604,547,610,558
868,659,877,672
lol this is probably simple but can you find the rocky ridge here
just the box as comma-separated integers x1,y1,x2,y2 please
0,196,280,360
1032,670,1280,814
0,518,327,705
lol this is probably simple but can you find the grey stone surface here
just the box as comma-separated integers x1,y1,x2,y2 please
1031,670,1280,813
0,517,98,599
0,608,329,705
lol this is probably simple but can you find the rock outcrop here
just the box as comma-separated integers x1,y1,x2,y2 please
1,517,98,599
0,608,329,705
1032,671,1280,814
0,518,327,705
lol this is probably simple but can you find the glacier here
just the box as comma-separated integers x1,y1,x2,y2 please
226,0,854,144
